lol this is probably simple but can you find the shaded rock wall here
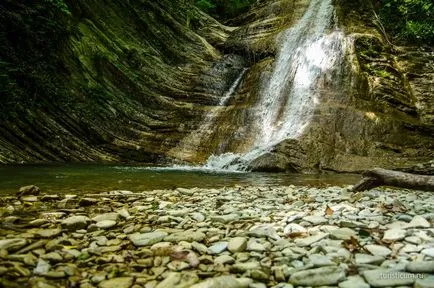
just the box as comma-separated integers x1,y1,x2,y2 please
0,0,239,164
0,0,432,172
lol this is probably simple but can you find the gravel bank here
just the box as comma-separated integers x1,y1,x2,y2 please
0,185,433,287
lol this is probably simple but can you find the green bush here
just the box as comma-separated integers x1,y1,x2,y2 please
379,0,434,45
195,0,256,20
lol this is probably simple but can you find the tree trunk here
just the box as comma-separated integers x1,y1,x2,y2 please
352,168,434,192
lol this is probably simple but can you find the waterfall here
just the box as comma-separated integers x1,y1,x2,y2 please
202,0,348,171
167,68,248,163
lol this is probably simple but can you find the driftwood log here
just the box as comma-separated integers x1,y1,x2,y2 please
352,168,434,192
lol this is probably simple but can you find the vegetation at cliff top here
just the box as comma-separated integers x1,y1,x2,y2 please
378,0,434,45
194,0,257,20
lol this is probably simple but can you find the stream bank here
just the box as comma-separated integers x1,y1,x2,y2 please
0,185,433,287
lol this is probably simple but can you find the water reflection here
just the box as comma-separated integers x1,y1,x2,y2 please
0,164,360,195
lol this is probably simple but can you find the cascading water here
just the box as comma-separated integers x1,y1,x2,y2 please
167,68,248,164
203,0,349,171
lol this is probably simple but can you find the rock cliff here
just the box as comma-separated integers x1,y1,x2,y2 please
0,0,432,172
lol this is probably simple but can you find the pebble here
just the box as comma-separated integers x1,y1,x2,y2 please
421,248,434,258
283,223,306,235
0,238,26,251
309,254,336,267
415,276,434,288
17,185,40,197
214,255,235,265
295,233,328,247
98,277,134,288
406,215,430,228
383,228,406,242
289,266,346,286
329,228,357,240
354,253,385,265
207,242,228,254
190,275,249,288
362,269,416,287
338,275,369,288
61,216,90,231
129,231,168,246
164,231,206,243
364,244,392,257
92,213,120,222
228,237,247,253
406,261,434,273
96,220,117,229
303,215,327,225
34,259,51,275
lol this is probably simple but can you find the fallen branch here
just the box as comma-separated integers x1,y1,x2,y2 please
352,168,434,192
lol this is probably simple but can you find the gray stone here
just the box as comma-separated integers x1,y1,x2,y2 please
364,245,392,257
271,284,293,288
129,231,168,246
383,229,406,242
155,272,199,288
207,242,228,254
17,185,40,197
283,223,306,235
295,233,329,247
190,275,248,288
232,261,261,273
228,237,247,253
0,238,26,251
289,266,346,286
36,228,62,238
406,216,430,228
192,242,208,254
92,213,120,222
330,228,357,240
303,215,327,225
338,275,369,288
41,252,63,262
214,255,235,265
98,277,133,288
28,219,49,227
117,208,130,219
34,259,51,275
422,248,434,257
247,240,267,252
191,212,205,222
211,214,239,224
96,220,117,229
355,253,385,265
164,231,206,243
309,254,336,267
249,224,280,240
362,269,415,287
91,272,107,284
415,276,434,288
61,216,90,231
406,261,434,273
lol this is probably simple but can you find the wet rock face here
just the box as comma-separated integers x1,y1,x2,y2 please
0,0,432,170
256,1,434,173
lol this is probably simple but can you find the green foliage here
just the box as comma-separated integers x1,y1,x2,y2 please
0,0,73,119
195,0,216,11
45,0,70,15
195,0,256,20
379,0,434,44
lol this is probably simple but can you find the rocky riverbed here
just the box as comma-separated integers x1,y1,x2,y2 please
0,184,433,288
